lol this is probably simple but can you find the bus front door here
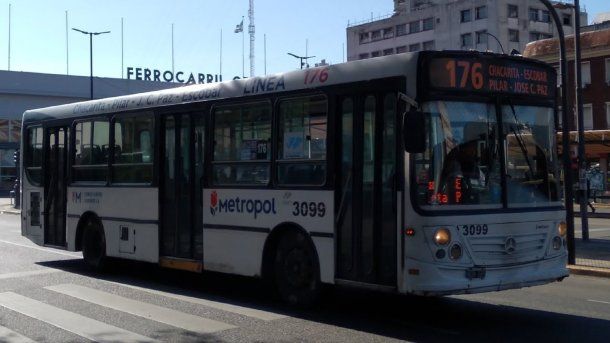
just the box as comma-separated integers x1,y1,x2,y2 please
337,92,398,287
160,114,205,261
44,126,69,247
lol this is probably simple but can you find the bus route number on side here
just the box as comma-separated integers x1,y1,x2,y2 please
458,224,489,236
292,201,326,217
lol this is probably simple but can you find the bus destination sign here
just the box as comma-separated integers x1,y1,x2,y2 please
427,56,556,98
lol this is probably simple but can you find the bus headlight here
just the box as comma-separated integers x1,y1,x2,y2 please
434,228,451,246
552,236,562,250
449,243,463,260
558,221,567,237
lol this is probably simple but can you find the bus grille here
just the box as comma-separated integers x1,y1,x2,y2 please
467,232,547,266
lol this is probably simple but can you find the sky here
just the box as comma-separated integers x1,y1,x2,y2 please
0,0,607,81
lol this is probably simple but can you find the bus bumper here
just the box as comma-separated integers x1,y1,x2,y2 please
404,254,569,296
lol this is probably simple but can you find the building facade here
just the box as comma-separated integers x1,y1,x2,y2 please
0,71,180,194
524,25,610,190
347,0,585,61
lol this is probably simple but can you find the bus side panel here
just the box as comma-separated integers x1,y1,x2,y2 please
66,187,159,263
21,182,44,246
203,189,335,284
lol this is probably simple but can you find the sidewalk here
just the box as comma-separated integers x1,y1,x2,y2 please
0,197,20,215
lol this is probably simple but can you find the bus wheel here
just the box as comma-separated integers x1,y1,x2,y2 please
274,231,320,307
82,221,106,270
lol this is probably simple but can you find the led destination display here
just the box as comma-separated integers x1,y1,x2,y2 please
427,56,556,98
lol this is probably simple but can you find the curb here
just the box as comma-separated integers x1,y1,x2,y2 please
568,265,610,278
0,207,20,215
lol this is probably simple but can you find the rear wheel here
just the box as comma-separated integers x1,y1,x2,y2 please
274,231,320,307
82,221,106,270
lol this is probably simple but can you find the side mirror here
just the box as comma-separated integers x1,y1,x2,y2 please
403,109,426,153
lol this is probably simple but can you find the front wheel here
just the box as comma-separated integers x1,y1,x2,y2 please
274,231,321,307
82,221,107,270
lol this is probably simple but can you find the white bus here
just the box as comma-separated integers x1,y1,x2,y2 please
20,51,568,305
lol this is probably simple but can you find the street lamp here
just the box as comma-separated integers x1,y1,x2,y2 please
72,28,110,100
287,53,315,69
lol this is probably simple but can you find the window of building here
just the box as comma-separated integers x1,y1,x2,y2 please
461,9,471,23
605,58,610,84
509,29,519,42
581,61,591,87
563,14,572,26
213,102,271,185
423,17,434,31
583,104,593,130
9,120,21,143
475,6,487,20
529,31,552,41
557,106,563,129
73,119,110,183
476,30,488,44
461,33,473,48
396,45,407,54
25,126,43,185
529,8,539,21
409,43,420,52
383,48,394,56
541,10,550,23
112,114,154,184
0,120,7,143
508,4,518,18
422,40,435,50
359,32,369,44
396,23,407,36
371,30,382,41
359,53,369,60
277,96,327,185
383,27,394,39
371,50,381,57
606,103,610,129
409,20,420,34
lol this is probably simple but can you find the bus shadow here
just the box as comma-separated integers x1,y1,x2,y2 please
36,258,610,342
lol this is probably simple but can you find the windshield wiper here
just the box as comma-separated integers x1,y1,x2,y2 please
506,100,535,180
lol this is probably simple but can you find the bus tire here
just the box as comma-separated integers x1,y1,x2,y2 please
274,230,320,307
82,220,106,270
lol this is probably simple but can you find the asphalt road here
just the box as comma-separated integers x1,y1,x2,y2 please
0,213,609,342
574,217,610,240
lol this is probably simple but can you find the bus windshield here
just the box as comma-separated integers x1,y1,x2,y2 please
414,101,560,210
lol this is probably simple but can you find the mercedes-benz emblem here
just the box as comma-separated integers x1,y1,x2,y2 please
504,237,517,254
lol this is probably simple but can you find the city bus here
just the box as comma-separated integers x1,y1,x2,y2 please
20,50,568,305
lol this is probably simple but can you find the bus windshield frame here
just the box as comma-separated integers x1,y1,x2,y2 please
412,51,561,214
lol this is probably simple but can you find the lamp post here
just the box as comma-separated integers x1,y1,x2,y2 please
72,28,110,100
538,0,575,264
287,53,315,70
479,31,505,54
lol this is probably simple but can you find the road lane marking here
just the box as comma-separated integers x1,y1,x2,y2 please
0,292,154,343
587,299,610,305
105,281,285,321
0,269,59,280
46,284,236,334
0,325,36,343
0,240,81,258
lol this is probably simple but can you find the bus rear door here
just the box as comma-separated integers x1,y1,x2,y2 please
44,126,69,247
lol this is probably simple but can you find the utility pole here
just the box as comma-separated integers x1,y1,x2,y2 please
573,0,589,241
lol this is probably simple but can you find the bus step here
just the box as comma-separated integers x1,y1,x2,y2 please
159,257,203,273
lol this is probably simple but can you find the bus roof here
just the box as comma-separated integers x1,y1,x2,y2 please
22,52,420,124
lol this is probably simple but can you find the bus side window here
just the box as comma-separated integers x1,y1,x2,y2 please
112,114,154,184
276,95,327,186
212,102,271,185
25,126,43,185
72,119,109,184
